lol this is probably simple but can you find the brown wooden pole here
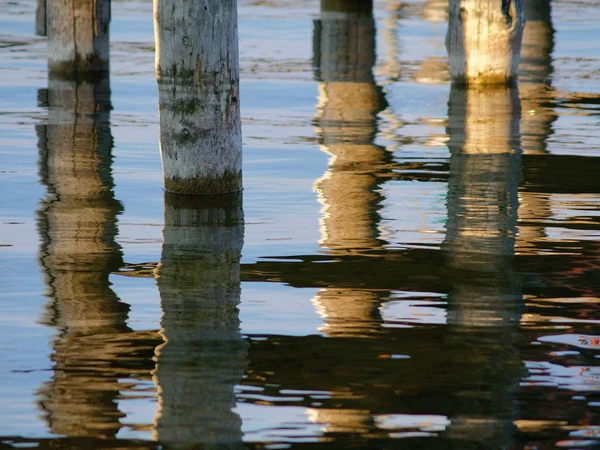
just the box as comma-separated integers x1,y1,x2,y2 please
446,0,525,84
46,0,110,74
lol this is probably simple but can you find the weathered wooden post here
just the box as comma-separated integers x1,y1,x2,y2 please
152,194,247,447
441,83,524,446
153,0,242,195
46,0,110,73
446,0,525,84
35,0,46,36
36,74,129,438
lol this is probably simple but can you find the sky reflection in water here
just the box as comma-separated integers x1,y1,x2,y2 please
0,0,599,448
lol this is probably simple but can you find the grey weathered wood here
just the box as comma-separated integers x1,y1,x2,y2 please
446,0,525,84
154,0,242,195
46,0,110,73
153,193,246,446
35,0,46,36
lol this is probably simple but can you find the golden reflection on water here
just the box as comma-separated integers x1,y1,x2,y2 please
311,0,389,341
22,0,600,448
35,74,158,438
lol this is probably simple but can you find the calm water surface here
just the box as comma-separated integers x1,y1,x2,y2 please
0,0,599,448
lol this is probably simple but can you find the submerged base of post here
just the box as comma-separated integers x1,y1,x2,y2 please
163,170,242,196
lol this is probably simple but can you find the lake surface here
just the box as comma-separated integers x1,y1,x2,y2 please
0,0,599,448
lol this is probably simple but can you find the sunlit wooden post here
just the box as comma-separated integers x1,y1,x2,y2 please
152,194,247,447
153,0,242,195
446,0,525,84
442,84,524,446
46,0,110,73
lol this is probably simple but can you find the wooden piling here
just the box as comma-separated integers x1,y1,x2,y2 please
154,0,242,195
446,0,525,84
35,0,46,36
46,0,110,74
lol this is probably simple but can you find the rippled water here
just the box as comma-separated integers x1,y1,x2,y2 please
1,0,599,448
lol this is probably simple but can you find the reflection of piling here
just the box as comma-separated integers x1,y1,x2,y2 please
519,0,556,155
442,84,524,447
154,0,242,194
517,0,556,251
153,194,247,448
444,85,521,273
46,0,110,73
313,0,388,252
310,0,388,340
309,0,387,431
36,74,128,438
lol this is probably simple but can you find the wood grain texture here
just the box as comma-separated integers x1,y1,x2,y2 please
446,0,525,84
154,0,242,194
46,0,110,73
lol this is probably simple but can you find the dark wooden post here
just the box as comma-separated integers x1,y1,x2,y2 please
35,0,46,36
154,0,242,195
153,194,247,447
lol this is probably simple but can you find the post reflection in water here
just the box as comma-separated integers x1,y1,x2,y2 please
311,0,391,342
152,193,247,449
518,0,556,251
442,84,525,446
35,74,132,438
308,0,389,432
